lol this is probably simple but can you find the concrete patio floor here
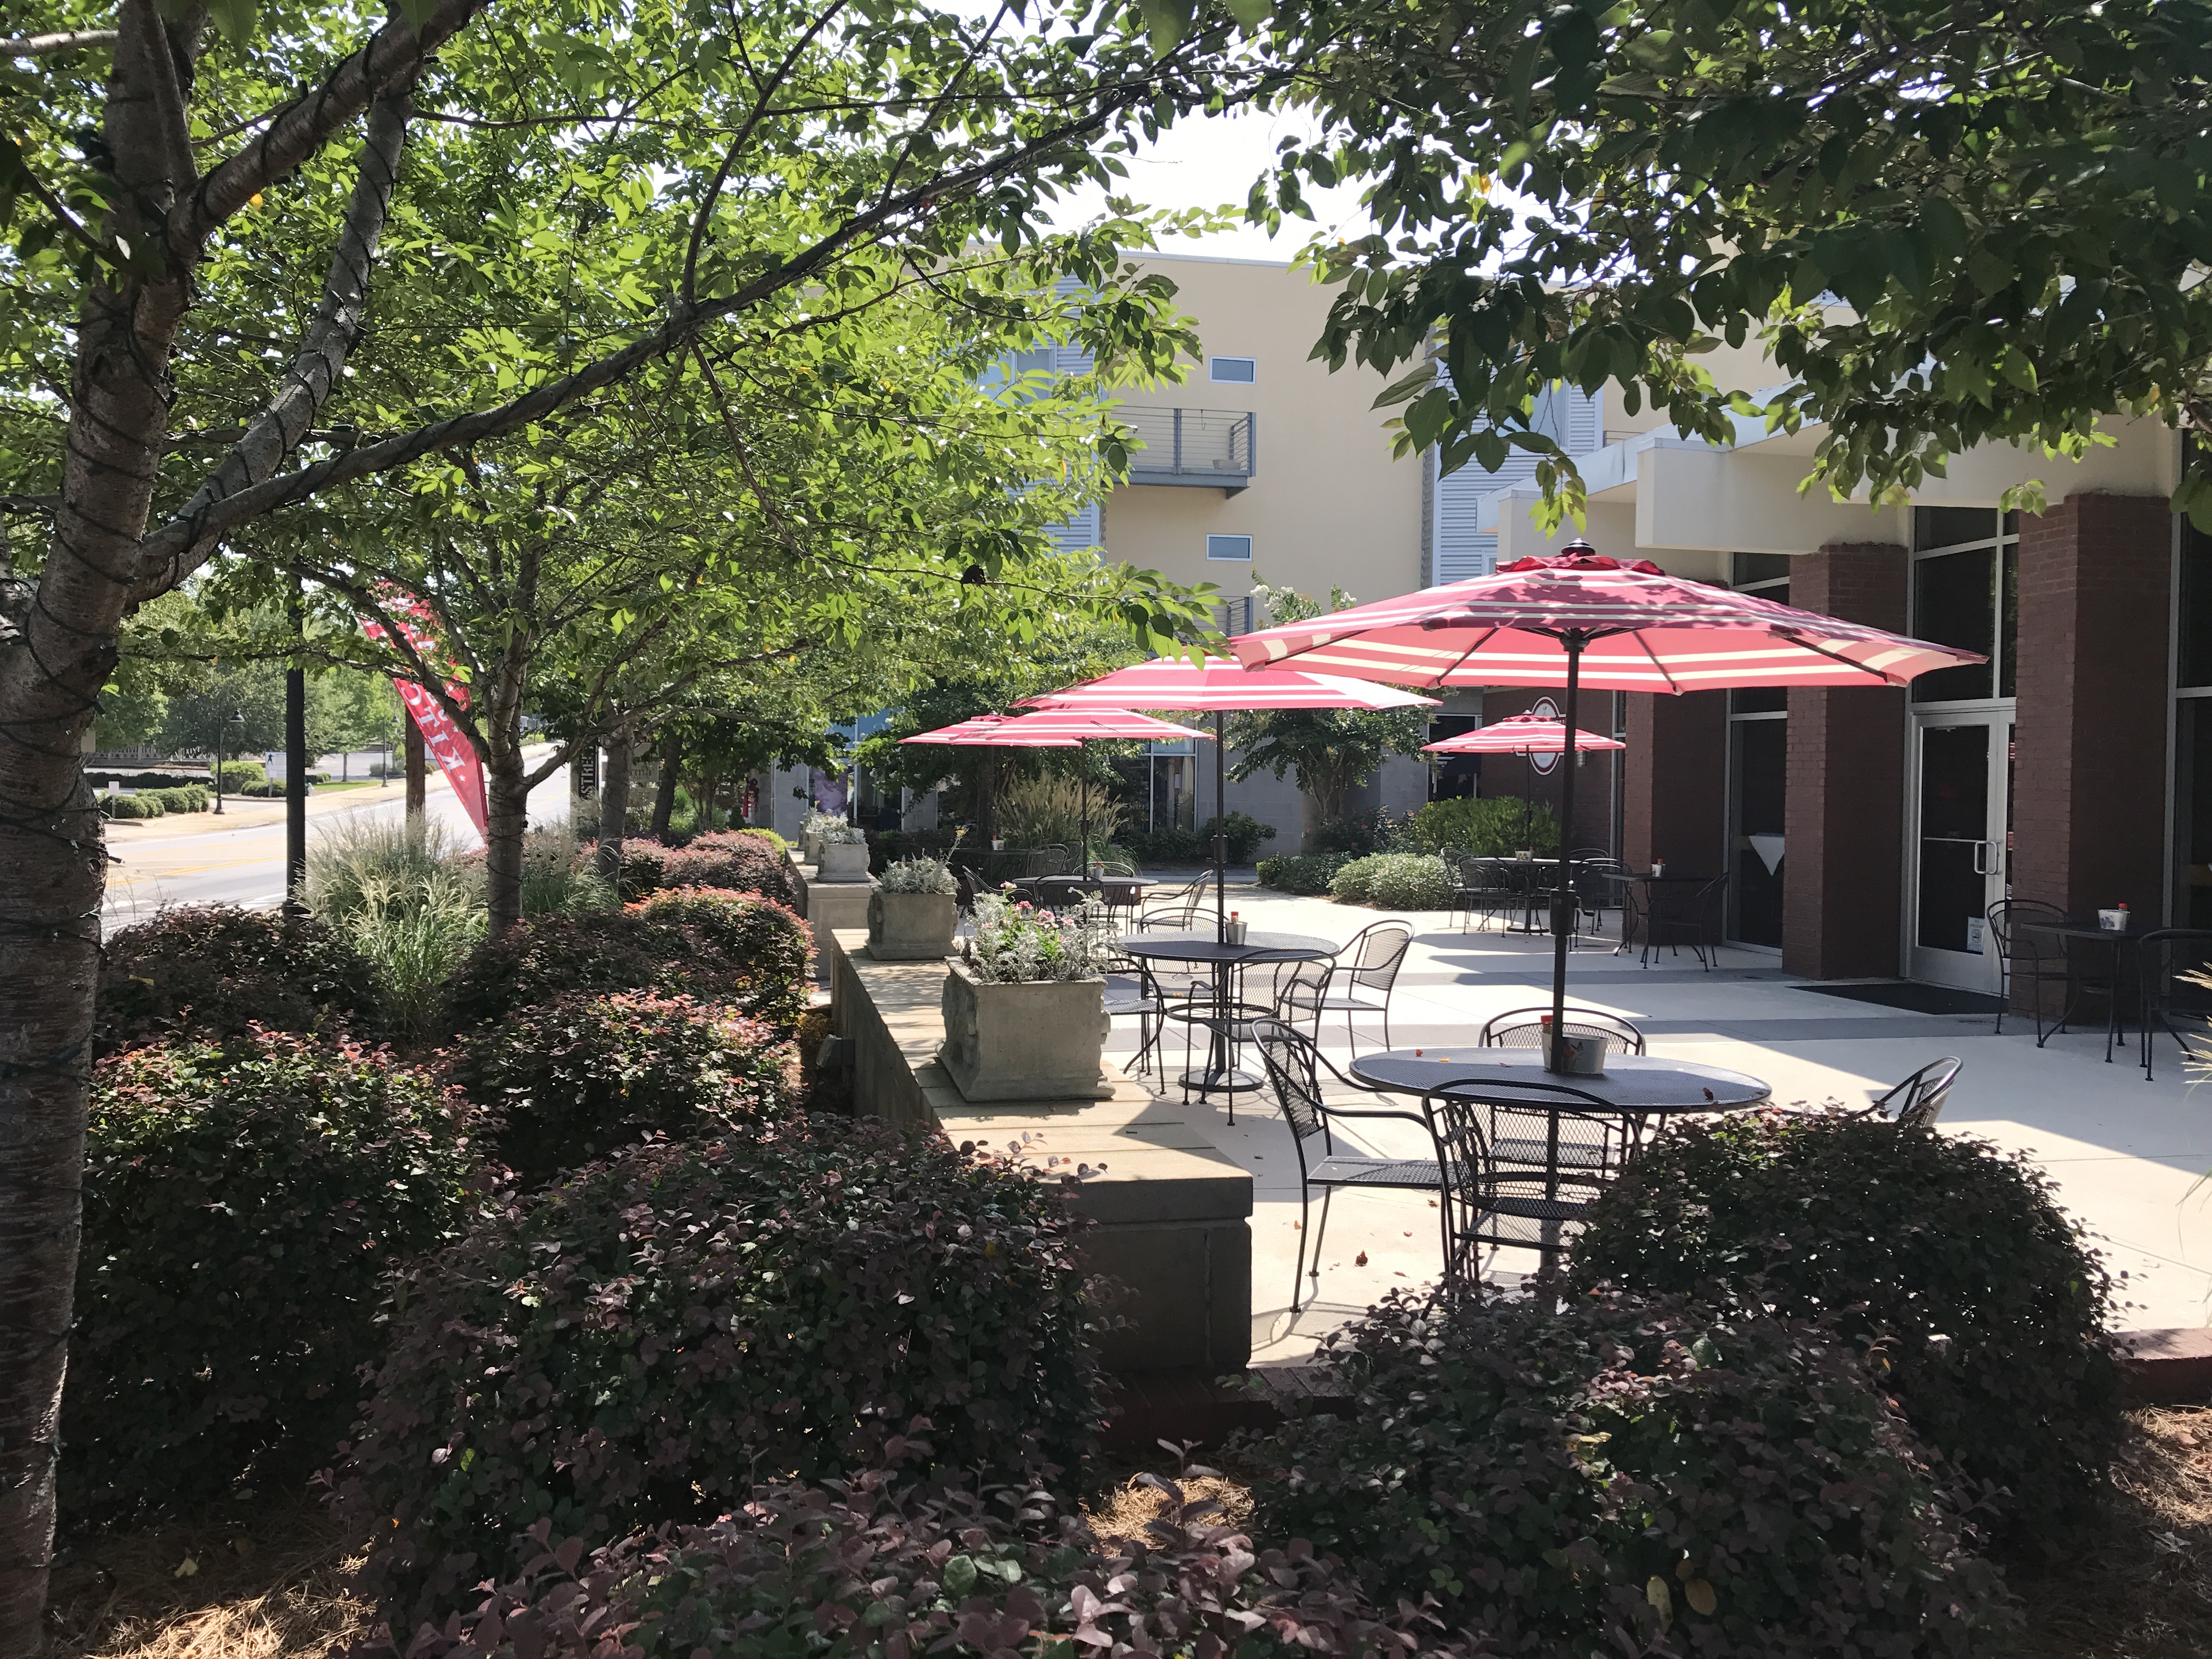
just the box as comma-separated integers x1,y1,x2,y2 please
1103,877,2212,1364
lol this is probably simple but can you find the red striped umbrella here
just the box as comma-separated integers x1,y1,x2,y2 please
1020,655,1437,712
1023,658,1437,939
1229,544,1986,1070
899,709,1211,865
1228,549,1982,692
1421,714,1626,755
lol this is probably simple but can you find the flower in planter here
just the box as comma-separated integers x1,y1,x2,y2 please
815,821,868,845
965,891,1115,983
878,856,957,895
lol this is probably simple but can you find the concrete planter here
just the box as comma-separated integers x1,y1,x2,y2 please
817,840,871,882
867,889,958,961
939,960,1111,1102
802,829,823,864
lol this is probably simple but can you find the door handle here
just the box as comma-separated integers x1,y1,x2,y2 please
1972,840,1993,876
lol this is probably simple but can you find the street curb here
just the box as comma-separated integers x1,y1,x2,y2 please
2119,1328,2212,1403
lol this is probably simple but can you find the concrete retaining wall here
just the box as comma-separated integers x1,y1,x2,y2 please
830,931,1254,1375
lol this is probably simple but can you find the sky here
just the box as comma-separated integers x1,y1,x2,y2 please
1035,104,1379,262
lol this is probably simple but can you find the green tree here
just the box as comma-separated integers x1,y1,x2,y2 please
1225,583,1430,826
0,0,1284,1633
1240,0,2212,520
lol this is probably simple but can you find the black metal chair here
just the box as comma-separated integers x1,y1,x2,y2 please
1251,1018,1447,1311
1984,899,2070,1041
1283,918,1413,1053
1631,873,1727,969
1859,1056,1963,1128
2137,928,2212,1081
1103,955,1172,1083
1569,853,1624,938
1479,1005,1646,1054
1429,1075,1623,1278
1167,956,1336,1120
1135,874,1209,933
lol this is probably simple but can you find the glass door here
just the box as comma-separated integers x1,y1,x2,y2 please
1906,712,2013,991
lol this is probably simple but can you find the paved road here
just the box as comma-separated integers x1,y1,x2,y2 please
101,761,574,928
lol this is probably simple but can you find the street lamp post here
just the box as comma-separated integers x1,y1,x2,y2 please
211,708,245,814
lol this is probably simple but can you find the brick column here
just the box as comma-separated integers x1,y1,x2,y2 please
1621,691,1726,874
1783,543,1909,978
2011,493,2174,923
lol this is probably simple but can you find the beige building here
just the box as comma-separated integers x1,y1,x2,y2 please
1093,252,1427,611
1082,252,1440,848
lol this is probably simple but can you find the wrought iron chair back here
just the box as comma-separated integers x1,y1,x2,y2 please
1478,1005,1647,1055
1427,1075,1618,1277
1865,1056,1962,1128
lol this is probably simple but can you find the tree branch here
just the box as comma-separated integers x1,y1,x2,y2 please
138,95,412,602
132,83,1150,595
0,29,118,55
168,0,487,264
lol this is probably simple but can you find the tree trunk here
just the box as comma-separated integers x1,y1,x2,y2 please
649,737,680,840
404,716,426,823
0,11,201,1644
698,768,718,835
595,722,632,887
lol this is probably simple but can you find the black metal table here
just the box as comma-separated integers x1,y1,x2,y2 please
1014,874,1150,921
1123,930,1338,1105
1348,1049,1770,1261
1468,856,1559,933
2017,919,2142,1062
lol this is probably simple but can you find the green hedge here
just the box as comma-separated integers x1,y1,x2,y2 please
1403,794,1560,855
1127,811,1275,866
1328,851,1454,909
102,792,164,818
65,1029,482,1521
1245,1284,2020,1658
1256,851,1354,894
1570,1112,2124,1550
346,1126,1104,1620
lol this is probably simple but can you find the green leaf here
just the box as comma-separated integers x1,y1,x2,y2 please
1222,0,1272,27
204,0,257,46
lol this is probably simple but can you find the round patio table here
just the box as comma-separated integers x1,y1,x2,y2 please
1348,1049,1770,1262
1123,930,1338,1107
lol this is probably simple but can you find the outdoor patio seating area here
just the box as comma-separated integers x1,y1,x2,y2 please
1091,877,2212,1352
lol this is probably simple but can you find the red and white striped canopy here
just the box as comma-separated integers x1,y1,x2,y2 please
1023,656,1438,712
1229,549,1985,692
1424,714,1625,754
900,708,1209,746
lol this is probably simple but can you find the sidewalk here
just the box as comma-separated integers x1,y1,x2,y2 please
1108,878,2212,1356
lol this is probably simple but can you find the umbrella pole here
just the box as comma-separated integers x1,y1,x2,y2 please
1550,639,1585,1073
1214,708,1228,943
1080,740,1090,868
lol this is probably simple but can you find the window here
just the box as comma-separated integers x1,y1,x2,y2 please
1206,534,1253,561
1909,508,2017,703
1207,357,1256,384
1725,553,1790,947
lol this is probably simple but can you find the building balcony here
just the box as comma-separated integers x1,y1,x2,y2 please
1120,407,1256,494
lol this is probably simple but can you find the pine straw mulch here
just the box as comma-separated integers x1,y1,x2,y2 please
45,1497,374,1659
43,1407,2212,1659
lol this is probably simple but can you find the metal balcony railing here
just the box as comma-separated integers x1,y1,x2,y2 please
1119,407,1256,492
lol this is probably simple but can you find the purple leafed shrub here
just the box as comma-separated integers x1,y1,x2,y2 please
1243,1283,2022,1658
1569,1110,2123,1550
447,991,799,1181
358,1470,1472,1659
343,1127,1103,1621
66,1028,483,1521
441,885,810,1035
97,902,383,1054
656,828,797,905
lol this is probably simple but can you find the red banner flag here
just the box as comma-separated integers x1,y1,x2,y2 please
361,602,489,839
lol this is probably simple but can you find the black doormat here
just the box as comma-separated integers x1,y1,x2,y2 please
1800,979,2005,1015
